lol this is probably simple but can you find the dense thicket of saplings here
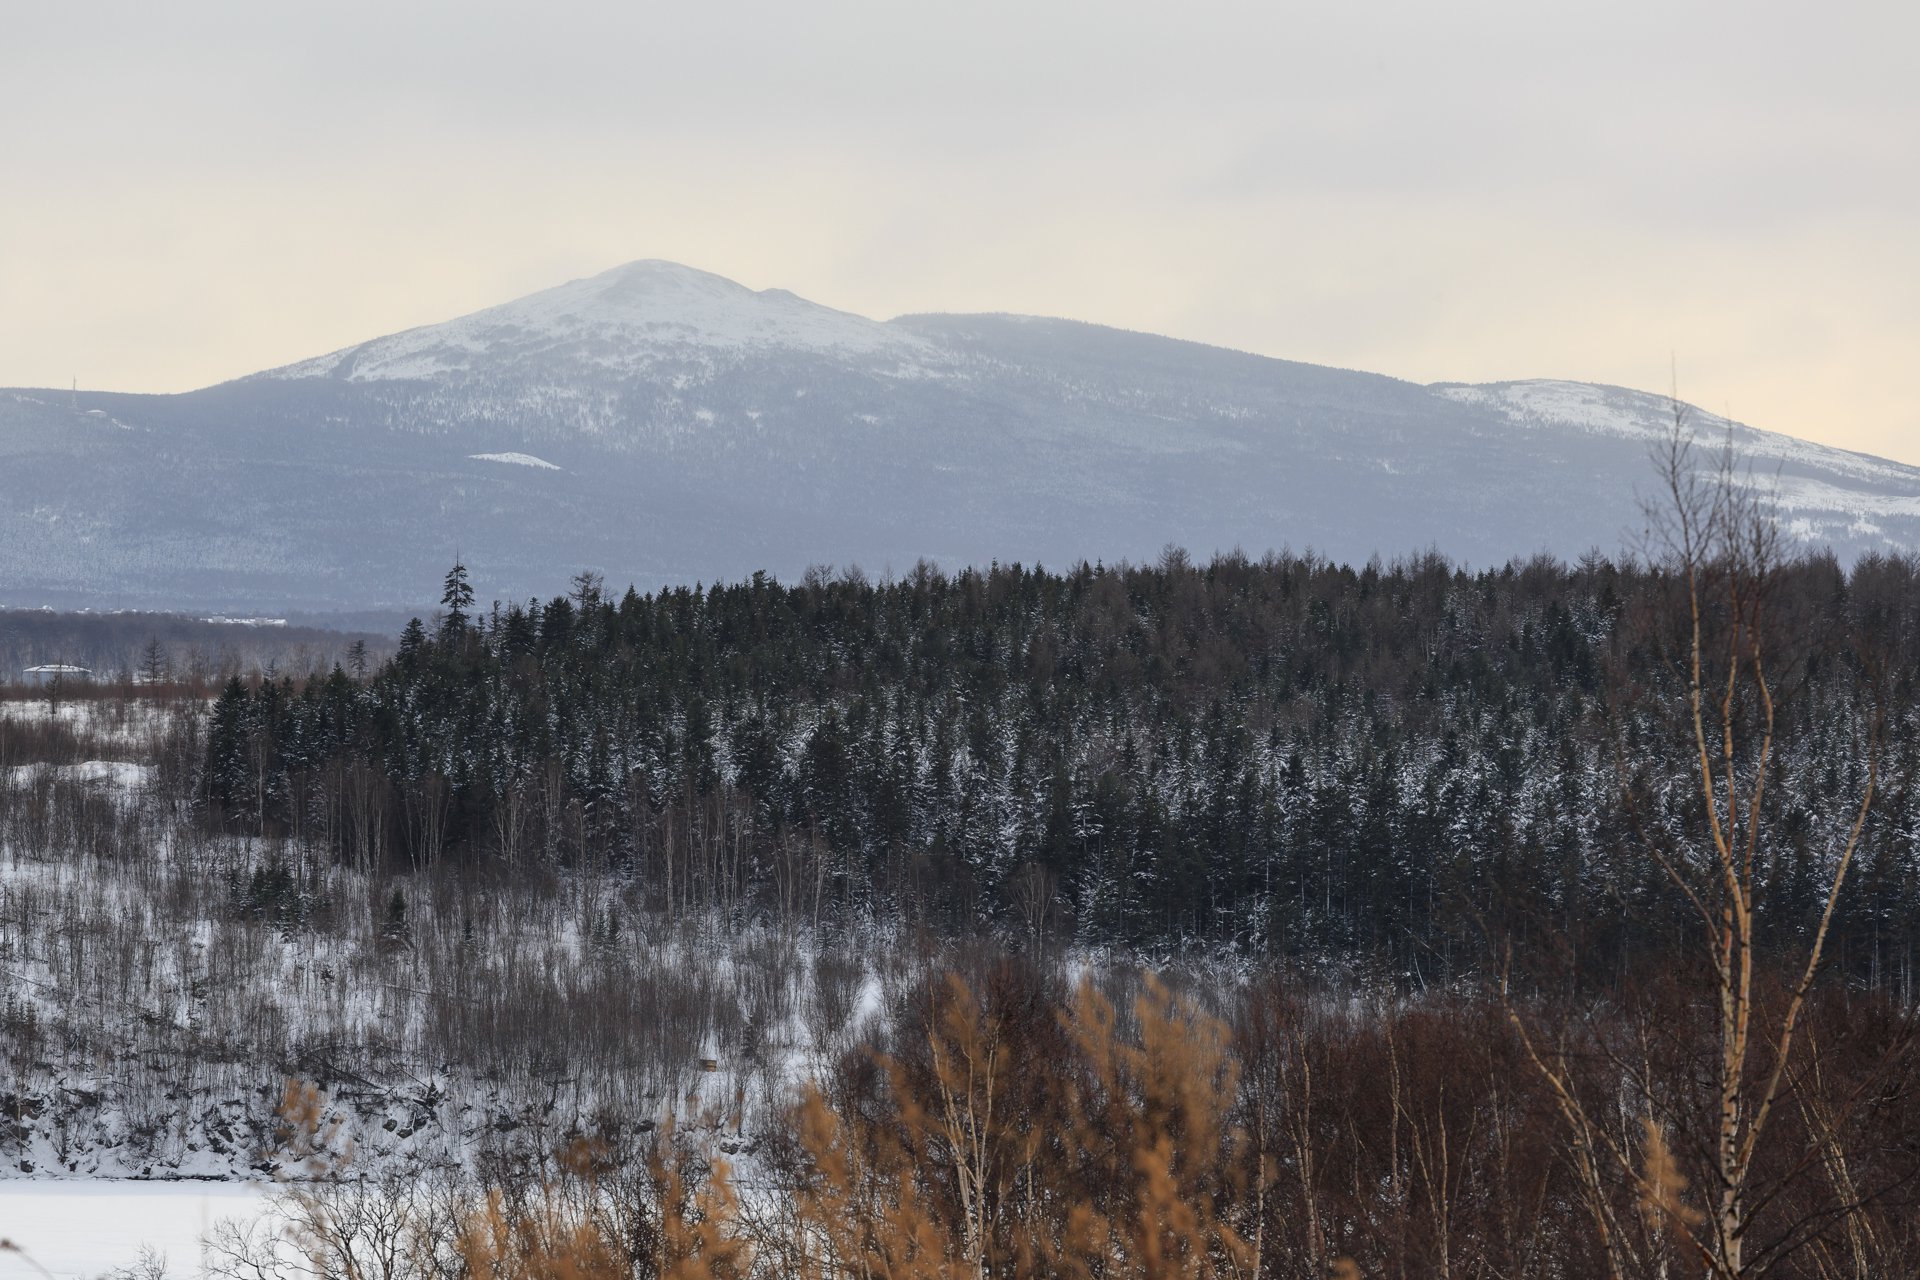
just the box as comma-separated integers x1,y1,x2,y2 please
200,550,1920,983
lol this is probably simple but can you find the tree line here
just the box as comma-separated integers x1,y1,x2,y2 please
0,607,389,688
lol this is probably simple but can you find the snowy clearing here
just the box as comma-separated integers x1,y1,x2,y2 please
0,699,184,751
4,761,151,790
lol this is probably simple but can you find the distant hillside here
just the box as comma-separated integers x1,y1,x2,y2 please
3,260,1916,613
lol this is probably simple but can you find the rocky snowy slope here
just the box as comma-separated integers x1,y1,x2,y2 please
3,260,1916,613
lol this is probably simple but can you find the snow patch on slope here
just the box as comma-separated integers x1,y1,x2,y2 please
1435,380,1684,440
1766,475,1920,521
470,451,562,471
1436,379,1920,488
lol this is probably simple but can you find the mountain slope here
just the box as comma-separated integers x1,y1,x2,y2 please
2,260,1916,614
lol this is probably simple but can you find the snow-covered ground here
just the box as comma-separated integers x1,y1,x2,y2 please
0,1181,265,1279
4,761,151,790
0,699,181,752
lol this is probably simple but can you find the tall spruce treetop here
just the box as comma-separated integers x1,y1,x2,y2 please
442,561,475,637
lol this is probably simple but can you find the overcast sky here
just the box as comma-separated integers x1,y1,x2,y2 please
3,1,1915,462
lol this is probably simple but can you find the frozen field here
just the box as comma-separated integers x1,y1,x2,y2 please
0,1181,265,1279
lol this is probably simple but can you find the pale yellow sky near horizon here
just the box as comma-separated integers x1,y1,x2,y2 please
4,1,1916,465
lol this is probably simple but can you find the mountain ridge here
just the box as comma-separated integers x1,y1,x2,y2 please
3,260,1917,615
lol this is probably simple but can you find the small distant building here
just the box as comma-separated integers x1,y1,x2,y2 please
21,664,91,687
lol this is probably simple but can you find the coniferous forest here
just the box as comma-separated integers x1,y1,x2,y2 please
203,548,1917,986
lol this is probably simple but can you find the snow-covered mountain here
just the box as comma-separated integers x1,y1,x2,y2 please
3,260,1916,614
273,260,937,383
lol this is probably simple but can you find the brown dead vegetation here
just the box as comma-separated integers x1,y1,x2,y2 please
210,961,1920,1280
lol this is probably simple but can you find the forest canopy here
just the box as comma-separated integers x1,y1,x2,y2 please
201,549,1920,984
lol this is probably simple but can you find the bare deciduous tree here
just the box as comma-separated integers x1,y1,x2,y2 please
1514,408,1886,1279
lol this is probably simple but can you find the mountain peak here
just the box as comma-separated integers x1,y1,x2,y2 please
604,257,732,279
578,258,757,302
265,259,922,384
